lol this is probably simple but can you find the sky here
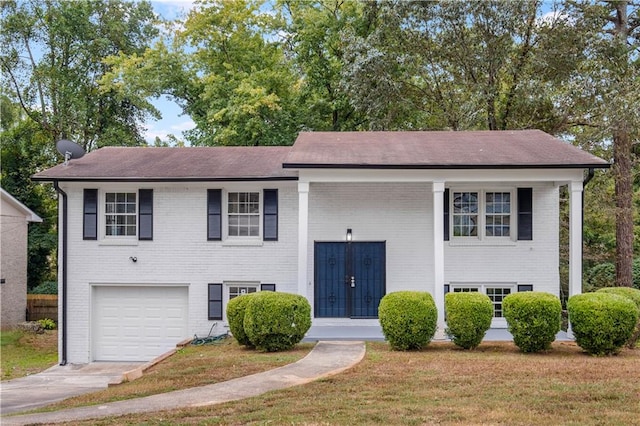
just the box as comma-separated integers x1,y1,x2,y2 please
145,0,197,144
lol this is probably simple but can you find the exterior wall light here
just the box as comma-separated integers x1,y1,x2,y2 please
346,228,352,242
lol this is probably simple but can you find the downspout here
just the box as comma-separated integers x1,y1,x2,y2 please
53,180,67,366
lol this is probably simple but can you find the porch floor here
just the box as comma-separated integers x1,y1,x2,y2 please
304,325,572,342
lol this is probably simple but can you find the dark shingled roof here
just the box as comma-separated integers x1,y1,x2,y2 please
33,130,609,182
33,146,297,181
283,130,609,169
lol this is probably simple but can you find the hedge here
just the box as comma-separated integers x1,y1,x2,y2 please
503,292,561,353
445,292,493,349
597,287,640,348
378,291,437,351
567,292,639,356
226,293,256,347
243,291,311,352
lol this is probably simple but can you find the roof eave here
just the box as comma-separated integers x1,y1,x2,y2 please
282,163,611,170
31,176,299,183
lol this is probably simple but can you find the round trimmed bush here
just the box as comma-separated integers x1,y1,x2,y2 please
243,292,311,352
378,291,437,351
503,292,561,353
596,287,640,348
568,292,639,356
445,292,493,349
226,293,256,347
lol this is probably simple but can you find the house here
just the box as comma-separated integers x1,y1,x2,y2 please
1,188,43,328
32,130,609,363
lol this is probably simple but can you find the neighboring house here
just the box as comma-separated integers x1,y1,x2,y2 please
32,130,608,363
1,188,43,328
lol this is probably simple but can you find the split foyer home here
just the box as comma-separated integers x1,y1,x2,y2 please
32,130,609,363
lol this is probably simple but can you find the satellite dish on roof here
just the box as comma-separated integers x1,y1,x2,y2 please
56,139,85,166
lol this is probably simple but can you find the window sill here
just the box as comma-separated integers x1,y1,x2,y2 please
222,239,264,247
448,239,517,247
99,239,139,246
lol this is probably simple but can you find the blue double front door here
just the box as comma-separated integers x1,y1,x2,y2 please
314,241,386,318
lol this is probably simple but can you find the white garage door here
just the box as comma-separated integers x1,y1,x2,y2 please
92,286,188,361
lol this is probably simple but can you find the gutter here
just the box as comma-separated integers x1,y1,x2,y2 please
53,181,67,366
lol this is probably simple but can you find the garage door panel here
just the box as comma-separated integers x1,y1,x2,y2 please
93,286,188,361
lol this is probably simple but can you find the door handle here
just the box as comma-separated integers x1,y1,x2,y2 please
350,276,356,288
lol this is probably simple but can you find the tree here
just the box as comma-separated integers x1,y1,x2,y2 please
341,0,579,132
563,1,640,287
279,0,369,131
0,0,159,151
1,0,159,287
1,99,58,289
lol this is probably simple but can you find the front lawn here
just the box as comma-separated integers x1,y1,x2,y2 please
41,341,640,425
42,338,313,410
0,329,58,380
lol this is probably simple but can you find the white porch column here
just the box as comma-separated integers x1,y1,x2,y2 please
432,181,446,339
569,180,584,300
297,182,310,301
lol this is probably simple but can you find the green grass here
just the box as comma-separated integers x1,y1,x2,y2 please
0,329,58,380
31,340,640,425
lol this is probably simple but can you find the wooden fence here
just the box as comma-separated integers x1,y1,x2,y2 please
26,294,58,322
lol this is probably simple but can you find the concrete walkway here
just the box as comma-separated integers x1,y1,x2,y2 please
1,341,365,426
0,362,145,415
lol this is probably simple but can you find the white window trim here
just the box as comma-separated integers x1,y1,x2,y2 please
222,281,261,321
449,187,517,244
99,189,139,245
223,189,262,242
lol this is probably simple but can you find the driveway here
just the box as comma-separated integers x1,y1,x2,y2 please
0,362,143,415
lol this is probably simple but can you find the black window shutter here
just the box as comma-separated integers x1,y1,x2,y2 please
208,283,223,320
517,284,533,292
261,283,276,292
207,189,222,241
443,188,450,241
263,189,278,241
83,189,98,240
138,189,153,240
517,188,533,241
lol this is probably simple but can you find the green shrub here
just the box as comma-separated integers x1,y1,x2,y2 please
378,291,437,351
584,259,640,291
37,318,56,330
226,293,256,347
597,287,640,348
243,292,311,352
503,292,561,353
445,292,493,349
29,281,57,295
568,292,639,356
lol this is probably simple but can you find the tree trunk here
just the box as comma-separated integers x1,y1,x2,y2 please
611,1,634,288
613,125,634,287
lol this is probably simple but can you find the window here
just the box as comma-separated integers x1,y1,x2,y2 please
452,192,478,237
486,287,511,318
105,192,136,236
451,285,512,318
208,282,276,320
229,285,258,299
451,190,513,239
228,192,260,237
485,192,510,237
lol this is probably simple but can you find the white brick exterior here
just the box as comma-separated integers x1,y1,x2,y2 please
58,181,298,363
57,168,580,363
